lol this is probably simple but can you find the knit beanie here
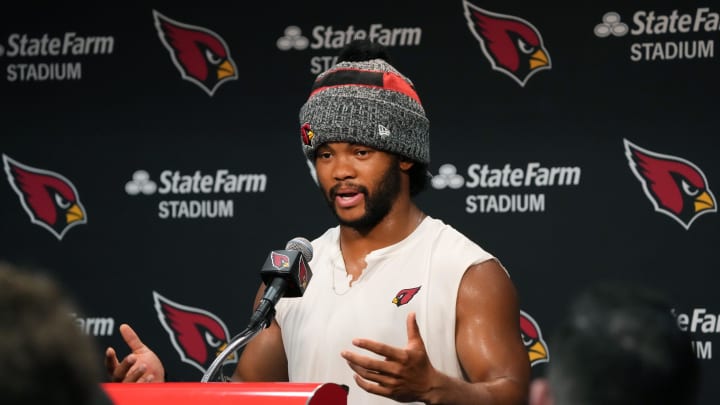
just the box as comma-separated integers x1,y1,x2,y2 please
299,41,430,165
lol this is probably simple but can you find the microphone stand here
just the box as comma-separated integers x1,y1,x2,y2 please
200,310,274,383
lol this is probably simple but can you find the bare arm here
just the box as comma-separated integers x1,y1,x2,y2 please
427,259,530,404
231,283,289,382
341,259,530,405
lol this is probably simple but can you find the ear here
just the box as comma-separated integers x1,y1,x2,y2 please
528,378,554,405
398,158,414,171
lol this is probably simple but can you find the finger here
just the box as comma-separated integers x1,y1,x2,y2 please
346,361,396,386
119,324,146,352
105,347,119,375
122,361,147,383
406,312,424,345
112,355,136,382
353,373,391,397
342,350,391,376
351,338,403,360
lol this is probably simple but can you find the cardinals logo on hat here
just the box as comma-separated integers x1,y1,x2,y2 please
3,154,87,240
300,122,314,147
520,310,549,366
624,139,716,230
392,286,421,307
463,1,551,87
154,291,237,373
153,10,238,96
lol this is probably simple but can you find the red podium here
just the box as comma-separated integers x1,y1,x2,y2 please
102,382,348,405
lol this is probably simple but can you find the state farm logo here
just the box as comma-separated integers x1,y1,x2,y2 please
431,161,581,214
125,168,267,219
276,26,309,51
275,23,423,74
153,10,238,96
3,154,87,240
0,31,115,82
72,313,115,337
673,307,718,360
594,12,629,37
463,1,551,87
594,8,717,62
624,139,716,230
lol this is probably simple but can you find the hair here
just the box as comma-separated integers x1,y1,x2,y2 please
546,281,699,405
406,160,429,197
0,261,105,405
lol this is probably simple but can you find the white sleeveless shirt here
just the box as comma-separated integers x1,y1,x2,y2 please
274,216,500,405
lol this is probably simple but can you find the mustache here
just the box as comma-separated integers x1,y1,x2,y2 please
329,182,368,200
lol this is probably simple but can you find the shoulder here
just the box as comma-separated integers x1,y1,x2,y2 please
424,217,486,251
310,226,339,248
459,259,517,308
307,226,339,261
423,217,501,272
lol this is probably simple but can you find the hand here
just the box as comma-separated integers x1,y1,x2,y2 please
340,312,438,402
105,323,165,383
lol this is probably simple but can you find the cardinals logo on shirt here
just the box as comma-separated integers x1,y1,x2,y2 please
392,286,421,307
3,154,87,240
153,10,238,96
520,310,549,366
463,1,551,87
624,139,716,230
154,292,237,373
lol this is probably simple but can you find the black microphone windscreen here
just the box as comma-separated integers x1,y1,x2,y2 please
285,237,313,262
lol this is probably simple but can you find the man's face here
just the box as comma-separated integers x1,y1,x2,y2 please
315,142,401,232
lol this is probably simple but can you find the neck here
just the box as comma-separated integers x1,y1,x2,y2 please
339,200,425,257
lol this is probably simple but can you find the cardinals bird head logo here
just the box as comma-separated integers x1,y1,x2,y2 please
520,310,549,366
298,259,309,290
624,139,716,230
271,251,290,269
153,10,238,96
463,1,551,87
153,292,237,373
392,286,421,307
3,154,87,240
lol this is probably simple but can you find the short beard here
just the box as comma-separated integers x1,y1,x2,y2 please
324,161,402,234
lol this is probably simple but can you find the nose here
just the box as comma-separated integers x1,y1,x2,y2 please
331,154,356,181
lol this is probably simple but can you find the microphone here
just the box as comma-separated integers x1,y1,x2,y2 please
247,237,313,329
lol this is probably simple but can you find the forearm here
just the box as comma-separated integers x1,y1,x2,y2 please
422,370,527,405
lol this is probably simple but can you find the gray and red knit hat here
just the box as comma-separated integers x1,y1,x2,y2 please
299,43,430,165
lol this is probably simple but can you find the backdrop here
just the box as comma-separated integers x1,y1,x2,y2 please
1,1,717,403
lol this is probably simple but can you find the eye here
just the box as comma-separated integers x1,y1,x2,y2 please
205,49,222,65
205,331,222,348
517,39,534,55
521,333,533,346
354,148,374,158
681,180,699,196
54,193,71,209
318,151,332,160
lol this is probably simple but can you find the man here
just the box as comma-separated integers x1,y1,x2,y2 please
106,40,530,405
0,261,114,405
528,282,700,405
